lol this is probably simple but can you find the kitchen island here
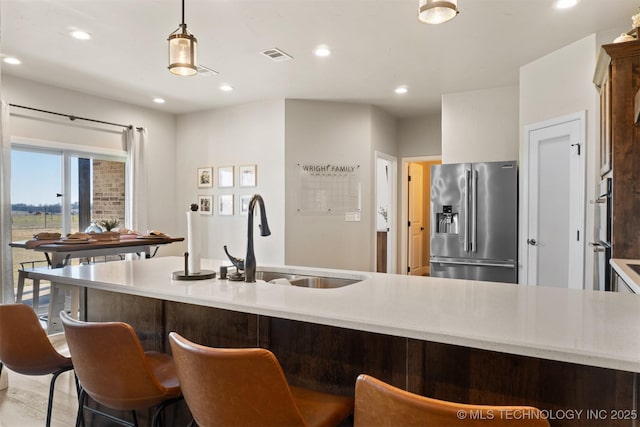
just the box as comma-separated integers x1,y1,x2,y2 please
30,256,640,426
611,259,640,294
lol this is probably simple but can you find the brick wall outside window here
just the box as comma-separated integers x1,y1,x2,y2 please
92,160,125,227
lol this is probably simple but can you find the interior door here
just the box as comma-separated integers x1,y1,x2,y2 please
525,115,585,289
408,162,424,275
422,160,440,275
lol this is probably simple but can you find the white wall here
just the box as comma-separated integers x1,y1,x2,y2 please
520,34,600,290
370,106,397,269
397,114,442,158
2,75,180,246
442,86,519,164
520,36,598,126
284,100,378,271
176,100,286,265
177,99,393,271
596,28,628,60
371,106,397,156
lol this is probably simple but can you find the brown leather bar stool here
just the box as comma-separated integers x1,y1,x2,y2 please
60,311,182,427
354,374,550,427
0,304,75,427
168,332,354,427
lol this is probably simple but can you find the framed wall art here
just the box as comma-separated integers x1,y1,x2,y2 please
197,167,213,188
239,164,257,187
218,194,234,216
218,166,234,188
239,194,252,216
198,195,213,215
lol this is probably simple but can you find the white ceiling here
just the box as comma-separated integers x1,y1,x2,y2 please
1,0,637,118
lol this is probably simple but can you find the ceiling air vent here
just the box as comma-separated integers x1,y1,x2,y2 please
196,65,219,76
260,48,293,62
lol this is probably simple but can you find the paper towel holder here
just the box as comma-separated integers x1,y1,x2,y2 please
173,203,216,280
172,252,216,281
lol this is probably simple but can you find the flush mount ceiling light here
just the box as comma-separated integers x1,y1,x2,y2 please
418,0,459,24
153,97,166,104
313,45,331,57
553,0,579,9
395,86,408,94
219,84,234,92
3,57,21,65
69,29,92,40
168,0,197,76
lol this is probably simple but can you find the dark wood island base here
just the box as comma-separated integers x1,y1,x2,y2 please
85,288,638,427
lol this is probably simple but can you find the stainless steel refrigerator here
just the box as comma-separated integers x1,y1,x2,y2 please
430,161,518,283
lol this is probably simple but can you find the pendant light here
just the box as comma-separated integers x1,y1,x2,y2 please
168,0,197,76
418,0,459,25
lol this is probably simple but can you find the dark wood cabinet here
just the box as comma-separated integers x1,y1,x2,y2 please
88,289,639,427
594,41,640,259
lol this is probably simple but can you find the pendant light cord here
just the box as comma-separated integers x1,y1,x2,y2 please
181,0,185,26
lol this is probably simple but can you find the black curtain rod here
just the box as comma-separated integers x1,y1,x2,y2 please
8,103,137,130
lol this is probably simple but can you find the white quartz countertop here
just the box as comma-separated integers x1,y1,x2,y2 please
611,259,640,294
30,256,640,373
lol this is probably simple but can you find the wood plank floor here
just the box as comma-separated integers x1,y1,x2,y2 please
0,369,78,427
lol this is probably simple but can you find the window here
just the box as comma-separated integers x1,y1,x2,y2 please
10,141,127,304
11,145,127,234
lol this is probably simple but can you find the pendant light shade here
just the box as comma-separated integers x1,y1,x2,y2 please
168,0,197,76
418,0,459,25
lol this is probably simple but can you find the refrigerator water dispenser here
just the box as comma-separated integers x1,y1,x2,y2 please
436,205,458,234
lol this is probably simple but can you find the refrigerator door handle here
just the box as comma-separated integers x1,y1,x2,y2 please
431,258,516,269
464,169,471,252
471,169,478,253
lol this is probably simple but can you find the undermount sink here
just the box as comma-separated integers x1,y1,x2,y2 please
286,276,359,289
255,269,363,289
255,271,299,282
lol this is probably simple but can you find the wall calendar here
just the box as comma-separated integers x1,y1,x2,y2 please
296,163,361,215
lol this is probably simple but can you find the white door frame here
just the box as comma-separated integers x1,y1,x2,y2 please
374,151,397,273
521,111,586,288
400,155,442,275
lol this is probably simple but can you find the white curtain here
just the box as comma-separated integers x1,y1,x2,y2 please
123,127,148,234
1,102,14,303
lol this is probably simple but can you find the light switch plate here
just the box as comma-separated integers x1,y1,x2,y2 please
345,212,361,222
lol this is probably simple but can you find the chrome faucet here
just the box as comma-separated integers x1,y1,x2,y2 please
225,194,271,282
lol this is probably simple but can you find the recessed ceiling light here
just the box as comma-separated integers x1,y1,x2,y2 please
553,0,579,9
394,86,408,94
3,57,21,65
153,97,166,104
69,30,92,40
314,45,331,57
220,84,234,92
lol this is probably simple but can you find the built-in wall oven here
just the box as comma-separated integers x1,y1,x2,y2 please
590,178,612,291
